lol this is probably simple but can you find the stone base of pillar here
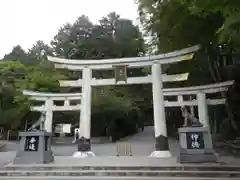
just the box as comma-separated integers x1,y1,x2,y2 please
72,136,95,157
149,150,172,158
76,137,91,152
149,135,171,157
72,151,95,158
155,135,169,150
155,135,169,151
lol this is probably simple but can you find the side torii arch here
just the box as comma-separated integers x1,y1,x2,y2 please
23,90,82,133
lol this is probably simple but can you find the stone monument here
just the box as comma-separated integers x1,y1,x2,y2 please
178,106,217,163
13,113,54,164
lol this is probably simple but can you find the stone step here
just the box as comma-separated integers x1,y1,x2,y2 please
5,165,240,171
1,170,240,177
0,176,240,180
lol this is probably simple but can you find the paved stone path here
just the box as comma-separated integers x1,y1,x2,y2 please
50,126,179,156
1,126,178,156
1,177,232,180
7,156,240,168
0,126,239,169
0,127,176,168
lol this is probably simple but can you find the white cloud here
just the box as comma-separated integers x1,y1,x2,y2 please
0,0,139,58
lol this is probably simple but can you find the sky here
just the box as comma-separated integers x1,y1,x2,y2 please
0,0,139,58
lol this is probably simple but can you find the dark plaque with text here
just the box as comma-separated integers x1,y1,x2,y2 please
24,136,39,151
186,132,205,149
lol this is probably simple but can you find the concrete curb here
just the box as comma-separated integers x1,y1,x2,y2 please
1,177,240,180
0,170,240,177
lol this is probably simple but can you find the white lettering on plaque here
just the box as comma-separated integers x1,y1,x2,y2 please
191,133,200,148
29,137,36,150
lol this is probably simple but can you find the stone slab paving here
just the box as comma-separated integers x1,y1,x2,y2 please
0,127,176,156
0,152,16,170
0,126,240,169
5,156,178,167
1,177,238,180
5,156,240,168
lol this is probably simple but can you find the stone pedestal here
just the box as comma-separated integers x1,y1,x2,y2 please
77,137,91,152
178,127,217,163
149,135,171,157
13,131,54,164
72,136,95,158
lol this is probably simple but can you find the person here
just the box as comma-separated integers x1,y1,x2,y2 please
72,128,80,144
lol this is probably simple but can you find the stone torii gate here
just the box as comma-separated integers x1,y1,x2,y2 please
22,45,234,158
163,80,234,127
23,90,82,133
46,45,201,157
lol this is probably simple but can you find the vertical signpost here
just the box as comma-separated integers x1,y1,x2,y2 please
114,65,128,83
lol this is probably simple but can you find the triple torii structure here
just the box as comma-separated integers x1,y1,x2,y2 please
23,90,82,133
48,45,200,158
22,45,234,158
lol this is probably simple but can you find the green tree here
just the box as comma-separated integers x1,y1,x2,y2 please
49,12,146,137
174,0,240,48
2,45,32,65
0,12,147,138
28,40,54,64
138,0,223,52
0,60,65,129
138,0,240,138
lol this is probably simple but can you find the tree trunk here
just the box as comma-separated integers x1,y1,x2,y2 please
206,47,238,132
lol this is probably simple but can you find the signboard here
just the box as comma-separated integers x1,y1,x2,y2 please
114,65,127,83
186,131,205,149
24,136,39,151
62,124,71,133
54,124,71,133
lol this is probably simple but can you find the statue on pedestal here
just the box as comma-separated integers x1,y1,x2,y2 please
181,106,202,127
28,112,46,131
178,106,217,163
14,112,54,164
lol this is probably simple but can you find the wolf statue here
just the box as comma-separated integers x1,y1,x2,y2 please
28,112,46,131
180,106,203,127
